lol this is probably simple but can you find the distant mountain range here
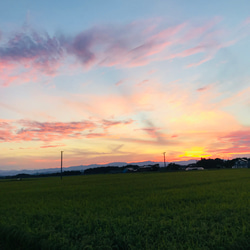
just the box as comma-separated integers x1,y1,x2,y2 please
0,160,196,177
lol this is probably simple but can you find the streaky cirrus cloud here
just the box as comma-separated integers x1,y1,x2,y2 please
18,119,95,132
86,133,108,139
40,144,66,148
219,129,250,147
102,119,134,129
0,119,16,141
208,146,250,158
0,118,136,143
0,17,242,86
16,120,96,142
115,79,125,86
0,120,96,142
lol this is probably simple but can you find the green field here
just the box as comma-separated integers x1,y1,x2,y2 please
0,169,249,250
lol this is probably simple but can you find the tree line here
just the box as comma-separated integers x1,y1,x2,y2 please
166,157,250,171
1,158,249,179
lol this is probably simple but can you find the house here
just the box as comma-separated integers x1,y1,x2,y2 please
232,158,249,168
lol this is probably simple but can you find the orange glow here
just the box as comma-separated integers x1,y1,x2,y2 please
180,147,211,158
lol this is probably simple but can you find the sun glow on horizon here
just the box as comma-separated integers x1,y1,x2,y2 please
180,147,211,159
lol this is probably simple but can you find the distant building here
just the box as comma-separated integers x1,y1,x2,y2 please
232,158,249,168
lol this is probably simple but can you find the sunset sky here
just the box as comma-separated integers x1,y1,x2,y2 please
1,0,250,170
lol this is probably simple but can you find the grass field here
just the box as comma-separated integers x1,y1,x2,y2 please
0,169,249,250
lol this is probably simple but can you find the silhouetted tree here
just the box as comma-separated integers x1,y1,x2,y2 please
167,163,181,171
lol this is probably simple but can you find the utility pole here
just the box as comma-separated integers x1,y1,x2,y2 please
163,152,166,168
61,151,63,180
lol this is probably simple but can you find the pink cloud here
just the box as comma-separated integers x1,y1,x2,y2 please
0,130,13,141
86,133,108,138
187,54,213,68
186,37,237,68
102,119,134,129
0,120,16,141
196,85,211,92
34,158,60,163
174,46,205,58
204,129,250,158
183,17,222,41
220,130,250,146
0,118,136,143
207,146,250,159
0,119,97,143
100,23,186,68
0,18,240,87
134,119,170,144
16,120,96,141
40,144,66,148
171,135,178,138
0,28,63,73
0,66,39,87
137,127,164,139
115,79,125,86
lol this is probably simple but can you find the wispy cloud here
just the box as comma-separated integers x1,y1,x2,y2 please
86,133,108,139
115,79,125,86
0,120,96,142
219,129,250,147
0,28,63,74
16,120,96,141
0,118,136,143
40,144,66,148
0,17,241,86
102,119,134,129
135,119,168,145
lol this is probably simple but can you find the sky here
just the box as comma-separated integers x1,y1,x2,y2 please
1,0,250,170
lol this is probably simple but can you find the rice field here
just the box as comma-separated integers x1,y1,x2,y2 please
0,169,249,250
